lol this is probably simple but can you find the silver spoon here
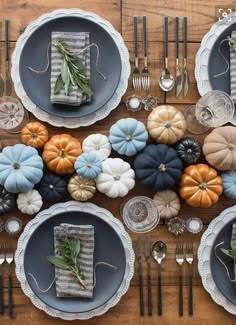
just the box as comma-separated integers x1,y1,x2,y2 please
152,240,167,316
159,17,175,92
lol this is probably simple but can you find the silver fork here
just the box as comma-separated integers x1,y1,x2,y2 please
5,245,14,317
176,242,184,316
141,16,150,91
132,16,142,91
185,242,193,316
0,244,5,314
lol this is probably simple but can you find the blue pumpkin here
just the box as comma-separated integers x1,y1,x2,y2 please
222,170,236,199
74,152,102,178
0,144,44,193
134,144,182,191
109,118,148,156
36,172,67,202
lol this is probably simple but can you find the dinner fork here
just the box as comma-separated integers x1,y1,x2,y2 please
134,238,144,316
141,16,150,91
176,242,184,316
0,244,5,314
0,22,4,97
5,245,14,317
132,16,142,91
185,242,193,316
144,238,152,316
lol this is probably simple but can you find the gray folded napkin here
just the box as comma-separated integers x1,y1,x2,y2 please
54,223,95,298
230,223,236,287
230,31,236,103
50,31,91,106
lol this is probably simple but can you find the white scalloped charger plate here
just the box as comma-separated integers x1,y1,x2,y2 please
198,204,236,314
15,201,134,320
11,9,130,128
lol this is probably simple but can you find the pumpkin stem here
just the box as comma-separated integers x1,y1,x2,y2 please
86,163,93,168
126,135,132,141
187,148,192,153
12,162,20,169
79,185,96,190
95,145,100,150
32,132,38,139
164,122,172,128
199,182,207,190
60,149,66,158
114,175,121,180
158,163,167,172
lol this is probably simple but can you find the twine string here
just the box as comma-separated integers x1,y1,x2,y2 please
214,241,236,282
214,38,230,78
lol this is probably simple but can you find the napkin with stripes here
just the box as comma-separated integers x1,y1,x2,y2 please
54,223,95,298
230,31,236,103
50,31,91,106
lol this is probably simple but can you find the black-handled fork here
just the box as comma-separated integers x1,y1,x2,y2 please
4,19,12,96
185,242,194,316
176,242,184,316
0,245,5,314
144,238,152,316
135,238,144,316
6,245,14,318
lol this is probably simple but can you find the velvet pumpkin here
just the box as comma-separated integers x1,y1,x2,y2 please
74,152,102,178
42,134,82,175
36,172,67,202
221,170,236,199
179,164,223,208
0,185,17,216
134,144,182,191
109,118,148,156
21,122,48,148
175,137,201,165
0,144,44,193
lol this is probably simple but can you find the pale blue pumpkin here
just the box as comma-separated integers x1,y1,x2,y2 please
109,118,148,156
74,152,102,178
222,170,236,199
0,144,44,193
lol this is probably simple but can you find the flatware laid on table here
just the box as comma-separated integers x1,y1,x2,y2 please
175,17,182,97
5,19,12,96
151,240,167,316
141,16,150,91
176,242,184,316
132,16,142,91
185,242,194,316
135,238,144,316
144,238,152,316
0,22,5,97
0,245,5,314
183,16,189,97
5,246,14,318
159,16,175,92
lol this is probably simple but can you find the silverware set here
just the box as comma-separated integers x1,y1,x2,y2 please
134,239,194,317
0,19,12,97
0,244,14,317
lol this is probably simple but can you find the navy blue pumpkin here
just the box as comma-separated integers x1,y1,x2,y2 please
134,144,182,191
175,137,201,165
0,185,17,215
37,172,67,202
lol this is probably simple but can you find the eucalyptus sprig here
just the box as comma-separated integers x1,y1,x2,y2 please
53,40,92,97
47,237,87,289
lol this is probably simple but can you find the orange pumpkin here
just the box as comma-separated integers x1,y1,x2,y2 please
42,134,82,175
21,122,48,148
179,164,223,208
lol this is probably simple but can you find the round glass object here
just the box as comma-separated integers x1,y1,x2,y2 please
184,105,210,134
121,196,160,233
195,90,235,127
0,96,26,130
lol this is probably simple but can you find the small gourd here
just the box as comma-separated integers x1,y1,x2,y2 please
175,137,201,165
21,122,48,148
74,152,102,178
68,175,96,201
82,134,111,161
221,170,236,199
0,185,17,216
36,172,67,202
17,189,43,215
153,190,181,219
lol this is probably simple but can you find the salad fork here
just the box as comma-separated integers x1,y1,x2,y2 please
185,242,193,316
176,242,184,316
141,16,150,91
132,16,142,91
5,245,14,317
0,244,5,314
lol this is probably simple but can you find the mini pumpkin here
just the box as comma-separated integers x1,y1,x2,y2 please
0,185,17,216
42,134,82,175
221,170,236,199
0,144,44,193
147,105,186,144
203,126,236,171
68,174,96,201
21,122,48,148
179,163,223,208
175,137,201,165
36,172,67,202
109,118,148,156
96,158,135,198
74,152,102,178
153,190,181,219
82,134,111,161
17,189,43,215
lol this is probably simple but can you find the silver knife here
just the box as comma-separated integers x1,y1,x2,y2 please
134,238,144,316
183,16,189,97
175,17,182,97
5,19,12,96
0,22,4,97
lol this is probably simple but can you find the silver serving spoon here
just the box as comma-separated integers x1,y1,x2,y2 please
152,240,167,315
159,17,175,92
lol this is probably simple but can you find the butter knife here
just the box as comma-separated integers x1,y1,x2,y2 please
175,17,182,97
183,16,189,97
135,238,144,316
0,22,4,97
5,19,12,96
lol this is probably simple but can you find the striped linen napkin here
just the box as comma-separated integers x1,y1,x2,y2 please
54,223,95,298
230,223,236,287
230,31,236,103
50,31,91,106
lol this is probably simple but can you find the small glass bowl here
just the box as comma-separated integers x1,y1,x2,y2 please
120,196,160,233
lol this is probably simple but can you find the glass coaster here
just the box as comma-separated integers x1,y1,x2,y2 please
167,217,186,235
120,196,160,233
184,105,210,135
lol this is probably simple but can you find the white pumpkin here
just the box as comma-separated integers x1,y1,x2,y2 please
96,158,135,198
17,189,43,215
82,134,111,161
153,190,181,219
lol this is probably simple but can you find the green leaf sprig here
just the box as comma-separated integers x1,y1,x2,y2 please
228,36,236,53
221,247,236,259
47,237,87,289
53,40,92,97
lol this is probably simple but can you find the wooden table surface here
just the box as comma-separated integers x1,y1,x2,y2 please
1,0,236,324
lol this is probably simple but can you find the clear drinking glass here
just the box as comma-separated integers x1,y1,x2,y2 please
184,105,210,134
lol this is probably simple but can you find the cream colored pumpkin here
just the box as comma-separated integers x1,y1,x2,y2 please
153,190,181,219
147,105,186,144
68,175,96,201
82,134,111,161
17,189,43,215
203,126,236,171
